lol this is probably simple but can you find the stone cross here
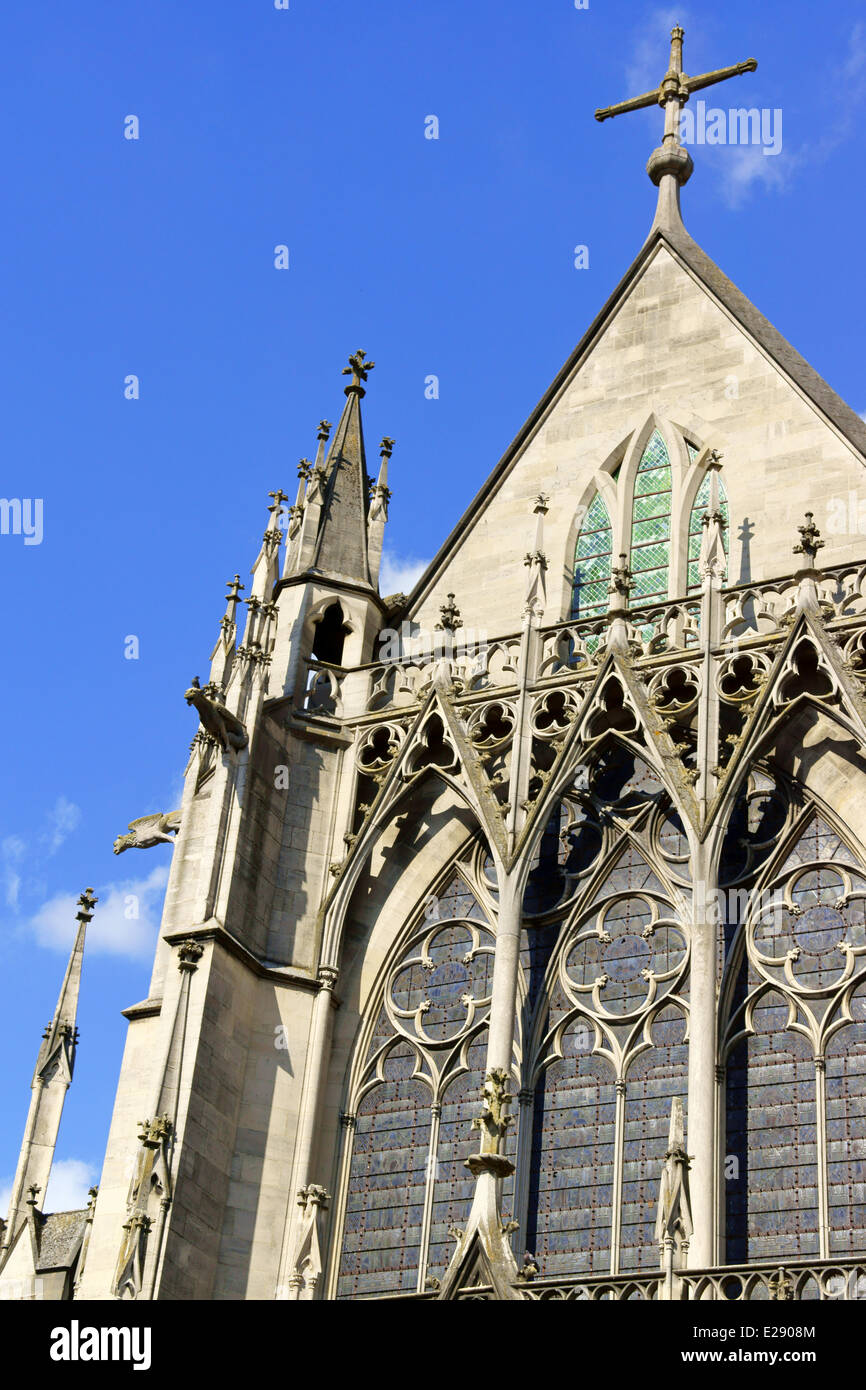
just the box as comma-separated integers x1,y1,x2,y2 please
595,24,757,193
76,888,98,923
342,350,375,388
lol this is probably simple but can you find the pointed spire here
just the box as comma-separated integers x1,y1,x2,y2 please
655,1096,693,1296
2,889,97,1255
308,352,376,583
35,887,96,1082
523,494,549,616
367,436,394,588
698,452,727,586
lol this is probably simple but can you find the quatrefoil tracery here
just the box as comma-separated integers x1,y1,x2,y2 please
386,919,495,1045
560,892,688,1020
749,865,866,1001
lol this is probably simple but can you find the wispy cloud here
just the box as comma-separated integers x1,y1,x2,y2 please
43,796,82,855
719,24,866,207
380,551,429,598
1,835,26,909
25,863,170,960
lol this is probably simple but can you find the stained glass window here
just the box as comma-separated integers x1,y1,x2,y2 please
337,1042,432,1298
630,430,672,606
725,991,819,1263
723,808,866,1264
687,471,730,591
527,1027,616,1276
338,865,508,1298
572,493,612,619
620,1006,689,1272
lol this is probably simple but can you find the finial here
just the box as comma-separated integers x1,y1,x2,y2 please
226,574,245,603
609,553,633,603
76,888,98,924
342,350,375,395
268,489,289,512
794,512,825,566
297,458,313,480
317,420,332,443
534,493,550,515
26,1185,41,1207
379,436,395,459
435,593,463,633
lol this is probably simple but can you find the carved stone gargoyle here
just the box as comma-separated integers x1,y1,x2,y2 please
113,810,182,855
184,677,248,753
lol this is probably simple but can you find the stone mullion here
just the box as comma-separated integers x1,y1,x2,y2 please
514,1088,535,1258
417,1102,441,1293
610,1080,626,1275
321,1112,356,1301
714,1062,726,1267
815,1056,830,1261
688,840,718,1269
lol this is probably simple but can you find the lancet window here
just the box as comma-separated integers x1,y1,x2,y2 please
720,784,866,1265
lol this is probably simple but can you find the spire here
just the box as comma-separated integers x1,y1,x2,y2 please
209,574,244,690
1,889,97,1257
595,24,757,232
309,352,376,585
35,887,96,1083
367,436,394,588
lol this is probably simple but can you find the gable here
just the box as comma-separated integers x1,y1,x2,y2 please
403,231,866,637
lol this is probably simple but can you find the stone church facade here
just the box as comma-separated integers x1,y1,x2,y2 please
3,28,866,1301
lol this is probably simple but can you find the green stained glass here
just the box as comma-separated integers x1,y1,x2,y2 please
629,431,671,607
572,492,612,619
687,471,729,591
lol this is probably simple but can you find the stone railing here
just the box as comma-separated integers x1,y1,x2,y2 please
679,1256,866,1302
295,562,866,722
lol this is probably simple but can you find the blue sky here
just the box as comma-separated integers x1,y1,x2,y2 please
2,0,865,1209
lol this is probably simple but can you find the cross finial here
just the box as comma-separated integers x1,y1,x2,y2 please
794,512,825,566
76,888,98,923
435,593,463,633
595,25,757,218
317,420,332,442
609,553,633,602
269,489,289,510
342,350,375,392
226,574,245,602
379,436,395,458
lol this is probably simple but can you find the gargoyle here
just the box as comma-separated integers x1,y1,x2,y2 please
184,677,248,753
113,811,182,855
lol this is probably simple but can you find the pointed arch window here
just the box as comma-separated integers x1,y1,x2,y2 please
687,472,729,592
629,430,672,607
571,493,612,619
335,866,516,1298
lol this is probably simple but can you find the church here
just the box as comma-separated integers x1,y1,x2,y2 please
3,26,866,1302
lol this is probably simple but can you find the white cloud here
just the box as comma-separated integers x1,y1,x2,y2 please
43,796,82,855
380,551,429,598
0,1158,99,1217
44,1158,100,1212
1,835,26,909
720,145,794,209
25,863,170,961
